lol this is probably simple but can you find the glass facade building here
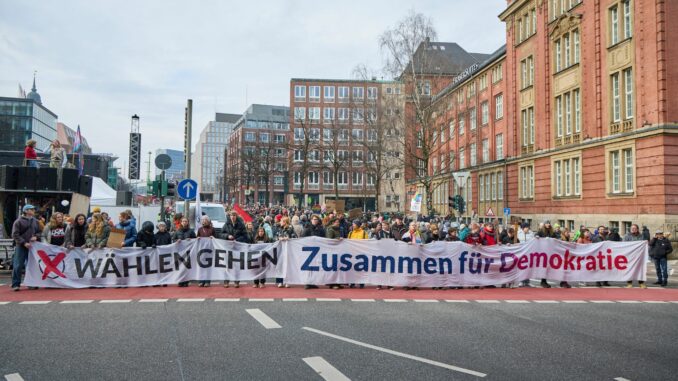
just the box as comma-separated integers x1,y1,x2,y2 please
155,148,185,181
0,97,58,152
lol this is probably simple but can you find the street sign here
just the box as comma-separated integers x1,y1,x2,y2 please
504,207,511,216
177,178,198,200
486,207,496,217
155,154,173,170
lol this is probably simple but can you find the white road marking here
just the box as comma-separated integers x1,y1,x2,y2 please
505,300,530,304
351,299,375,302
316,298,342,302
445,299,470,303
18,301,50,305
670,301,678,304
414,299,439,303
303,327,486,378
614,377,631,381
618,301,641,304
383,299,408,303
302,356,351,381
249,298,275,302
590,300,615,303
99,299,132,303
139,299,168,303
533,300,559,304
0,302,11,305
60,300,94,304
644,301,668,304
0,283,6,286
246,308,281,329
282,298,308,302
4,373,25,381
476,300,500,303
562,300,588,304
176,298,205,302
214,298,240,302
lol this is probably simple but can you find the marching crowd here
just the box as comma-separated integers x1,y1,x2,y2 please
7,203,674,291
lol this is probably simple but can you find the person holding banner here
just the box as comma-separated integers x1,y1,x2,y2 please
197,215,217,287
85,213,110,249
623,224,647,288
42,212,67,247
251,227,270,288
64,214,87,249
116,212,137,248
401,222,422,244
11,205,41,291
154,222,172,246
172,217,196,287
302,215,325,289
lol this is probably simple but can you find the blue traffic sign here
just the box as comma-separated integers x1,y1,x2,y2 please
177,179,198,200
503,207,511,216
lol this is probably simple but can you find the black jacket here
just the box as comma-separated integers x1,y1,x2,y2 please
649,237,673,259
172,227,196,242
302,223,326,238
222,218,248,242
155,231,172,246
374,230,394,240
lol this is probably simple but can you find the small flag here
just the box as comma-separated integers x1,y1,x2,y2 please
233,204,253,223
73,125,82,153
194,184,202,233
78,150,84,176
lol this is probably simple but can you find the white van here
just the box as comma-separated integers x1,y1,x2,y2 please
175,202,227,234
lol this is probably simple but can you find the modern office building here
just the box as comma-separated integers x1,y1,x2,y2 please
0,77,57,152
191,112,240,202
154,148,185,181
226,104,290,205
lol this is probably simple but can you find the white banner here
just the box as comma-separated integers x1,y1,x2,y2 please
25,237,647,288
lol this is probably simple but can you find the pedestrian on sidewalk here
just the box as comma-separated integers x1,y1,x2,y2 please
11,205,41,291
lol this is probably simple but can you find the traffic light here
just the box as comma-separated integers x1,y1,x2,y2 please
456,195,465,214
166,182,176,198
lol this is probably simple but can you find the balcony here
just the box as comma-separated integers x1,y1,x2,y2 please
610,119,634,135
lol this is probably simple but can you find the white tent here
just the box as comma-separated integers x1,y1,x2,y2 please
89,176,117,206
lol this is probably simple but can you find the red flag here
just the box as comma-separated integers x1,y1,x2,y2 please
233,204,253,223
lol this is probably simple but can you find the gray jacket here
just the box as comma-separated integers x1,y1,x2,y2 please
11,216,40,246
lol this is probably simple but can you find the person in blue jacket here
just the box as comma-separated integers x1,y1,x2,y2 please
116,211,137,247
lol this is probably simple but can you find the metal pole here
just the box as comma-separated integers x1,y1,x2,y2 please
184,99,193,216
160,170,165,223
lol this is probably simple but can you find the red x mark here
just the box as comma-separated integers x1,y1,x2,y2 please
37,250,67,280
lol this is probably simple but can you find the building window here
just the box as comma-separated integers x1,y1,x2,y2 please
479,74,487,91
459,147,466,169
610,5,619,45
324,86,335,102
294,128,304,141
309,128,320,141
469,108,477,130
574,89,581,132
519,164,535,200
351,129,364,141
521,107,535,147
459,114,465,135
260,133,270,143
352,108,364,124
470,143,477,167
624,68,634,120
244,132,256,142
607,145,634,195
323,107,335,122
492,63,503,83
308,107,320,121
623,0,633,39
338,172,348,185
520,56,534,88
352,87,364,101
275,134,285,143
497,172,504,200
367,87,378,100
294,85,306,101
481,102,489,125
339,129,349,142
479,174,485,202
338,86,349,102
611,73,621,122
496,134,504,160
495,94,503,120
308,171,319,185
449,120,455,138
573,29,580,64
309,86,320,102
352,172,363,186
482,139,489,163
367,129,377,142
294,107,306,121
338,108,349,122
552,154,581,198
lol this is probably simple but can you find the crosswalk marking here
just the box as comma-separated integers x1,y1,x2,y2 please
246,308,281,329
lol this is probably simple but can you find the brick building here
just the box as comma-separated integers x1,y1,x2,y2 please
226,104,290,206
288,79,405,212
418,0,678,234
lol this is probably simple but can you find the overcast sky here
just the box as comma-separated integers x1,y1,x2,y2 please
0,0,505,180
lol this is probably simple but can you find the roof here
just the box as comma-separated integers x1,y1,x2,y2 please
291,78,401,84
433,45,507,103
215,113,241,123
402,41,490,77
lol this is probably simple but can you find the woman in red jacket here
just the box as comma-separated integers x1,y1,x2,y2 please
24,140,38,168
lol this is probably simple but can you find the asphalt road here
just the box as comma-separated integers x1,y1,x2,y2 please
1,299,677,381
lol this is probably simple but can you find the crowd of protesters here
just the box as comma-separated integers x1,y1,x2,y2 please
8,203,674,291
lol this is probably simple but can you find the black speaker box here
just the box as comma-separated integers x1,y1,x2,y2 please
116,191,132,206
58,168,79,192
17,166,37,190
78,175,93,197
36,167,58,191
0,166,18,190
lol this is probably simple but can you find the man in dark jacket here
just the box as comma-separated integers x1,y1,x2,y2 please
154,222,172,246
302,215,325,238
649,230,673,286
326,218,342,239
391,216,407,241
222,212,248,242
11,204,41,291
136,221,156,249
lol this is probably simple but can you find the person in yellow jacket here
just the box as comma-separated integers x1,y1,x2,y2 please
348,220,367,288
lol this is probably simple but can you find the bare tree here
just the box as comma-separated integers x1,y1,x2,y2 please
253,135,280,206
287,115,321,207
319,119,351,201
379,10,445,217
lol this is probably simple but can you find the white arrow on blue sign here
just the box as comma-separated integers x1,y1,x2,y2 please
177,179,198,200
504,207,511,216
